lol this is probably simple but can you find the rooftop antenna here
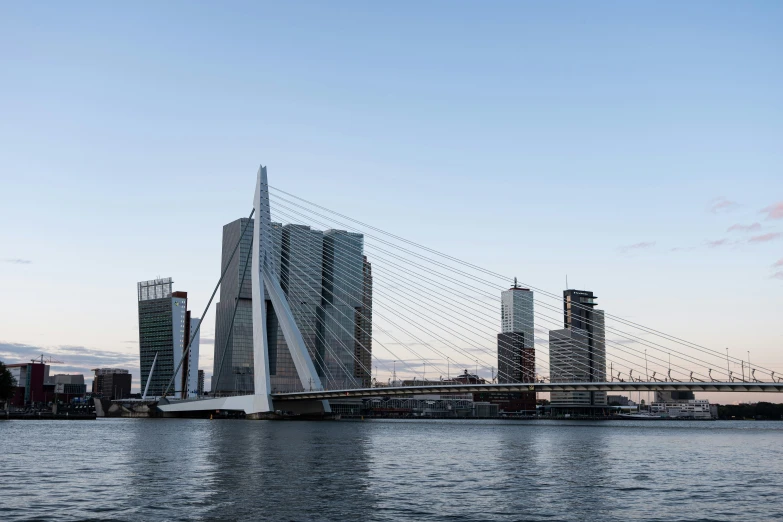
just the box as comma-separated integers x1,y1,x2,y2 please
566,274,569,290
513,277,519,289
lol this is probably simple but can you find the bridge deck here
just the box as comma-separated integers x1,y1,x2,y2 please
271,382,783,400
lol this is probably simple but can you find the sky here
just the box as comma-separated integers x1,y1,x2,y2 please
1,2,781,403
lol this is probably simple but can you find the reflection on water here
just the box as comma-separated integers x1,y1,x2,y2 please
1,419,782,521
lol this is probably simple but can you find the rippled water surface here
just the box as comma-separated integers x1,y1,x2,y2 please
1,419,781,521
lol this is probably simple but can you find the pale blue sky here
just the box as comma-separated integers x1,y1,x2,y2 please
1,2,781,400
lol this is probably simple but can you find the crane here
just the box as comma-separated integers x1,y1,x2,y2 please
30,354,64,365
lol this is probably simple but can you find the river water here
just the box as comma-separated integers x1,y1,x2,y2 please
1,419,781,521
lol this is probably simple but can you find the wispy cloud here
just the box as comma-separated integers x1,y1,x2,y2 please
709,197,738,214
771,271,783,280
618,241,656,253
3,258,32,264
774,258,783,268
706,238,730,248
748,232,781,244
727,223,761,233
761,201,783,220
670,246,696,252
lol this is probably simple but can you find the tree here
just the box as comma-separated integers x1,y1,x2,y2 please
0,361,17,406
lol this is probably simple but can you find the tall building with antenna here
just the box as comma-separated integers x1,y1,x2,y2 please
494,280,536,413
549,289,607,408
498,280,535,383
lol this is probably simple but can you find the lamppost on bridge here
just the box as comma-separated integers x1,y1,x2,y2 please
447,357,450,381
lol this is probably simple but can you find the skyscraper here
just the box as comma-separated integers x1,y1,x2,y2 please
137,278,199,398
354,256,373,388
271,224,325,392
213,218,258,394
186,317,201,397
213,218,372,394
320,229,366,390
496,283,535,413
549,289,607,407
498,283,534,383
197,369,205,396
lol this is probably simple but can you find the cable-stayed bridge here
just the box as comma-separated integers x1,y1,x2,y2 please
158,165,782,417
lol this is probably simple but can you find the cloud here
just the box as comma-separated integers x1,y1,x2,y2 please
709,197,738,214
727,223,761,233
761,201,783,220
0,341,138,369
748,232,781,244
706,238,730,248
774,258,783,268
670,246,696,252
771,271,783,280
3,258,32,264
618,242,656,253
0,341,141,389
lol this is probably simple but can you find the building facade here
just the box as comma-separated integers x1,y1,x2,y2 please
548,289,607,408
495,284,535,412
137,278,199,398
91,368,132,400
212,218,373,395
213,218,256,394
354,256,373,388
6,363,86,407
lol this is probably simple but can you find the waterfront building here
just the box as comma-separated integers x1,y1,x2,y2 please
271,224,325,392
52,374,86,397
354,256,373,388
197,370,205,396
320,229,366,390
6,362,49,407
212,218,373,394
213,218,259,394
549,289,607,407
496,283,535,412
137,278,199,398
186,317,201,397
650,399,715,419
655,390,695,403
607,394,630,406
6,362,87,406
91,368,132,400
549,328,593,406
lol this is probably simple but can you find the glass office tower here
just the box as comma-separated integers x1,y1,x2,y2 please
549,289,607,407
137,278,194,398
213,218,372,394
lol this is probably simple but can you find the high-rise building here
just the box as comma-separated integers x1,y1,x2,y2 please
137,278,199,398
271,224,325,392
197,370,205,396
549,289,607,407
354,256,373,388
91,368,132,400
213,218,257,394
185,317,201,397
498,284,534,382
320,230,365,390
213,218,372,394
